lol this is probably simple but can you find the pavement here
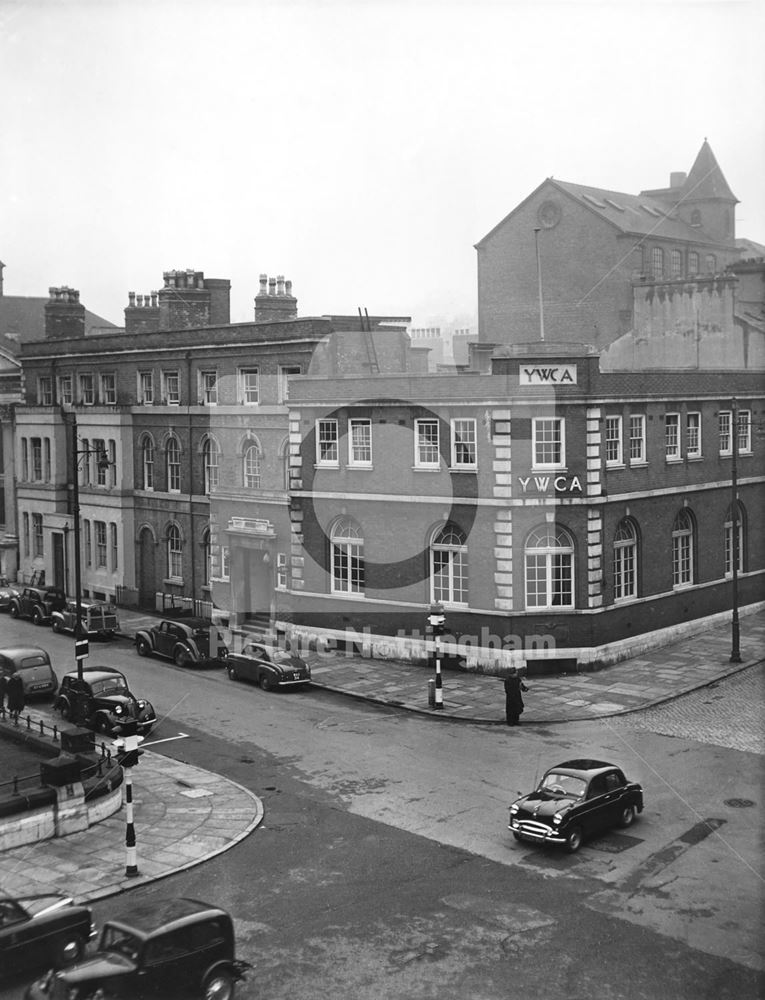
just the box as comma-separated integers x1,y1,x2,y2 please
1,603,763,908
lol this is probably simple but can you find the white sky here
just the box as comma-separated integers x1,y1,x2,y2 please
3,0,764,331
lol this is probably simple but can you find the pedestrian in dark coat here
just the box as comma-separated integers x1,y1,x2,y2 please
7,672,25,722
503,667,529,726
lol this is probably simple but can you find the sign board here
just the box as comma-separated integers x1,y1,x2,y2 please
75,638,89,659
519,365,578,386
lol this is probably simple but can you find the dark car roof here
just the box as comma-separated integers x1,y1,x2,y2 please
161,617,209,630
0,645,50,659
63,666,125,681
547,759,618,777
106,898,230,939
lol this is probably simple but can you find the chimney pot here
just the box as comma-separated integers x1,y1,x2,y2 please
128,291,136,307
285,280,292,297
277,275,285,296
268,277,276,296
151,291,158,308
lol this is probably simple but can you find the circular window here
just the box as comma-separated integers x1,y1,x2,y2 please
537,200,562,229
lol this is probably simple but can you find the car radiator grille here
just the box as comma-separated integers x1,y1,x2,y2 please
517,819,553,836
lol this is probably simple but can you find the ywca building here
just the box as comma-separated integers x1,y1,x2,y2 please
280,344,764,671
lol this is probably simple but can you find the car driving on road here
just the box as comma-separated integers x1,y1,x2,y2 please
54,666,156,736
1,894,93,979
508,759,643,853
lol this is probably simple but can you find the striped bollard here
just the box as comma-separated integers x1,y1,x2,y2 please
428,602,446,710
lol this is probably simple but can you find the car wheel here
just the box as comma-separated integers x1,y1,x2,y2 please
52,618,62,633
259,674,274,692
618,804,636,828
32,608,44,625
96,715,111,735
174,646,191,668
564,826,583,853
9,603,19,618
54,932,84,967
136,638,151,657
203,969,234,1000
227,664,238,681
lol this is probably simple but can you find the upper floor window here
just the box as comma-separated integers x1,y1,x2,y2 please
92,439,109,486
724,502,745,576
278,365,301,403
613,519,638,601
717,408,749,456
430,523,468,605
110,522,118,572
604,416,623,466
162,370,180,405
664,413,681,461
221,545,230,581
200,371,218,405
244,442,261,488
79,373,95,405
348,419,372,467
705,254,717,274
100,373,117,404
316,420,339,466
58,375,73,405
167,523,182,579
688,251,699,275
525,524,574,609
330,518,364,595
166,436,181,492
651,247,664,277
141,436,155,490
239,368,259,405
670,250,683,278
31,438,43,481
38,377,53,406
672,509,694,587
95,520,107,568
83,519,92,566
737,409,752,454
32,512,44,558
276,552,288,590
203,437,220,493
138,372,154,405
415,419,440,468
532,417,565,469
686,412,701,458
628,414,646,464
451,418,477,468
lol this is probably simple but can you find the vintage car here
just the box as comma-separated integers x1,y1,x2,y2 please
51,600,119,640
135,618,229,669
0,575,20,612
54,666,156,736
226,640,311,691
9,587,67,626
508,759,644,853
25,897,251,1000
0,646,59,699
0,893,93,979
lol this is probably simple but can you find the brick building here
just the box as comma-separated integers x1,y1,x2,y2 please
282,342,764,670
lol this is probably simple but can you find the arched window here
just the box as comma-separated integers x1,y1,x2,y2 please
651,247,664,277
202,437,219,494
166,436,181,493
243,441,261,489
430,523,468,605
141,437,154,491
688,251,699,275
279,436,291,490
525,525,574,609
331,518,364,594
724,502,745,576
167,523,182,579
672,510,694,587
670,249,683,278
613,519,638,600
705,253,717,274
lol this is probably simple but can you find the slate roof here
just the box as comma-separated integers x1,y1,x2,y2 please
0,295,117,357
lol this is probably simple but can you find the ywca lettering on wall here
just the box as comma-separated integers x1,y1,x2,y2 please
519,365,577,385
518,475,583,494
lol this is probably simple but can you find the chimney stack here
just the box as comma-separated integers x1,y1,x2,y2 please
254,273,298,323
670,171,687,189
44,286,86,340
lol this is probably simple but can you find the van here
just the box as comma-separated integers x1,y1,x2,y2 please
0,646,59,699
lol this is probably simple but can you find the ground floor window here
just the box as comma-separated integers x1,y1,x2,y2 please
331,519,364,594
430,523,468,604
525,525,574,608
613,519,637,600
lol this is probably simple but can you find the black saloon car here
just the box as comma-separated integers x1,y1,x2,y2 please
25,897,251,1000
1,894,92,979
508,759,643,853
135,619,228,668
0,575,20,612
54,666,156,736
226,640,311,691
9,587,67,626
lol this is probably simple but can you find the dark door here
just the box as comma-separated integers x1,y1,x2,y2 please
138,528,156,609
52,532,66,592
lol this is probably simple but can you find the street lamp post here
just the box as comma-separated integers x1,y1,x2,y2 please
730,398,741,664
427,602,446,709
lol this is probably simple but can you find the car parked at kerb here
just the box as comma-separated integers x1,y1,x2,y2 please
508,759,643,853
24,898,251,1000
135,618,228,668
1,894,93,979
0,575,20,612
54,666,156,736
0,646,58,700
51,600,119,640
226,639,311,691
9,587,67,626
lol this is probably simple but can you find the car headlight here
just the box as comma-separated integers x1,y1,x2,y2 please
509,804,519,815
553,812,563,824
114,704,123,715
137,700,146,709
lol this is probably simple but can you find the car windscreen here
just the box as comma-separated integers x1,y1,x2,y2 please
100,925,142,960
539,773,587,799
91,677,129,696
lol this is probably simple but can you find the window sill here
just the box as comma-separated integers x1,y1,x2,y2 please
329,590,366,600
530,467,568,474
347,464,374,471
628,460,648,467
412,465,441,472
448,465,477,473
605,463,626,470
665,457,682,464
163,577,184,586
314,463,340,470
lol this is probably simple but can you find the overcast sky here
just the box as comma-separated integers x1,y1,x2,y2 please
3,0,764,332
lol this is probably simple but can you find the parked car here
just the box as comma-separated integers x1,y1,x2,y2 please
0,646,58,700
1,893,93,979
508,759,644,853
0,575,20,612
135,618,228,668
226,640,311,691
54,666,156,736
25,897,251,1000
51,599,119,640
9,587,67,626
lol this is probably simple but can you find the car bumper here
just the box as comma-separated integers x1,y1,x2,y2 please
508,818,567,845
